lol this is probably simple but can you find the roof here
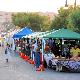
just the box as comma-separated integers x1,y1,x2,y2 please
43,28,80,39
13,27,33,38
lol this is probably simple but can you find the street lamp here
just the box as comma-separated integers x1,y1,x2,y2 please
65,0,68,7
74,0,76,7
74,0,77,9
64,0,68,9
64,0,77,9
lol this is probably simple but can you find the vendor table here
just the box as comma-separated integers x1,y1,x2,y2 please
55,58,80,72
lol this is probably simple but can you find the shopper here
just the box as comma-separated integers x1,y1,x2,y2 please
35,47,40,68
5,44,10,62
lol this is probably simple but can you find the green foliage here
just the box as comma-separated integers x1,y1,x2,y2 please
12,6,80,33
41,16,51,31
12,13,50,31
12,13,29,28
50,6,80,33
50,7,70,30
28,13,43,31
67,8,80,33
50,16,62,29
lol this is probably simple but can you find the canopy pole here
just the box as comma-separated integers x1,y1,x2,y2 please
60,39,62,57
61,38,64,57
42,38,44,62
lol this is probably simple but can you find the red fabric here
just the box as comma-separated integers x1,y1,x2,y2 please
36,64,44,71
36,68,41,71
28,59,34,64
45,46,49,51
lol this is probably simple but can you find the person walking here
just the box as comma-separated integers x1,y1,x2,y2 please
5,44,10,62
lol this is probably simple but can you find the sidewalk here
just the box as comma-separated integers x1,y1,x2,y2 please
0,47,36,80
0,47,80,80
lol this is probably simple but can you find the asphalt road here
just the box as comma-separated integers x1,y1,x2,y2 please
0,47,80,80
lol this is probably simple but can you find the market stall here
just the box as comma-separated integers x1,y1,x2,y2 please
43,28,80,72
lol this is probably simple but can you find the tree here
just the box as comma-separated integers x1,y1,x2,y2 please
67,7,80,33
50,16,62,29
12,13,29,28
28,13,43,31
12,13,50,31
41,16,51,31
50,6,74,30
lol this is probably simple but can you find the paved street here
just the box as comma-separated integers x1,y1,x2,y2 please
0,47,80,80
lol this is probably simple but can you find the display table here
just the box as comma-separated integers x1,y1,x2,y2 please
55,57,80,72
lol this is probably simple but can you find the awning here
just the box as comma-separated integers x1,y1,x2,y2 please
13,27,33,38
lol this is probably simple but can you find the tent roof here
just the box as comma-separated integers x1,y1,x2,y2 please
43,28,80,39
13,27,33,38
